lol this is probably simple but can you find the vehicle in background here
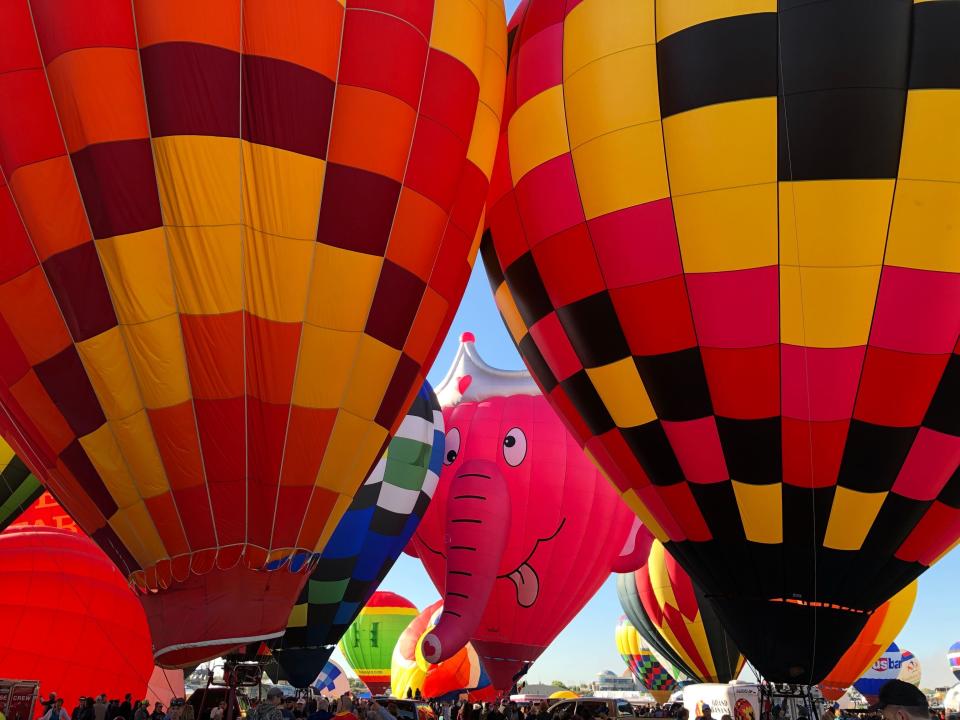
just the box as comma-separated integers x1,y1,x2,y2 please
546,697,637,718
371,697,437,720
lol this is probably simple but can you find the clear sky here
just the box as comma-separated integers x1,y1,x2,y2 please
332,0,959,691
328,265,960,689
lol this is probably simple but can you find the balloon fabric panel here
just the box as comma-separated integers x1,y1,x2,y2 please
0,0,505,667
0,438,44,531
273,383,443,688
819,581,915,701
484,0,960,684
0,528,154,715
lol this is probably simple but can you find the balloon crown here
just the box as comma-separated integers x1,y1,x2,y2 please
434,332,540,407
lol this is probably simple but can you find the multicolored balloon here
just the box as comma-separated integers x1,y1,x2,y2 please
483,0,960,685
314,661,350,699
617,532,697,681
0,438,43,532
618,533,743,684
0,527,154,714
0,0,505,668
273,383,443,688
616,616,678,704
392,600,492,700
854,643,903,705
819,581,916,702
948,641,960,683
408,334,643,690
898,650,921,687
339,591,418,695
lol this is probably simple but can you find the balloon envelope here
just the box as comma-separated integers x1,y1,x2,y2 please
619,535,743,684
484,0,960,684
819,581,916,702
314,661,350,699
339,591,418,695
949,641,960,683
616,617,678,704
409,335,641,690
0,528,153,714
898,650,921,687
0,0,505,667
854,643,902,705
273,383,443,688
391,600,491,700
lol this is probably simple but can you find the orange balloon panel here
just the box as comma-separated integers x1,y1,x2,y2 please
0,0,505,667
819,581,917,701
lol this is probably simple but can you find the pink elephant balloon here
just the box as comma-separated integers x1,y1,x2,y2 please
408,333,643,690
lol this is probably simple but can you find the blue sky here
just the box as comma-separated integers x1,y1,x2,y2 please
329,266,960,688
334,0,959,689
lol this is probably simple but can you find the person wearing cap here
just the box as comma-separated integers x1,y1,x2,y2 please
873,680,929,720
134,702,149,720
696,706,712,720
42,698,70,720
248,689,284,720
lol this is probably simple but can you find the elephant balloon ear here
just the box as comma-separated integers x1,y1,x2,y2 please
611,518,655,573
435,332,540,408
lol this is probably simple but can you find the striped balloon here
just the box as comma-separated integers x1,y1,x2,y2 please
948,641,960,682
272,383,443,688
0,438,43,532
616,616,678,703
621,538,744,684
339,591,418,695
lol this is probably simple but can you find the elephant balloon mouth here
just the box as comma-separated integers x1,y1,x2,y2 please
497,517,566,608
414,517,566,608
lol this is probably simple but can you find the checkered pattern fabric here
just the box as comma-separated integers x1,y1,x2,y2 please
0,438,43,532
272,383,441,688
616,616,679,696
484,0,959,683
0,0,505,591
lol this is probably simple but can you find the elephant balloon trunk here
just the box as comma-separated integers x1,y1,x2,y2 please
420,459,510,664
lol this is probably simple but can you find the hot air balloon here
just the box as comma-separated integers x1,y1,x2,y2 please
899,650,921,687
616,616,678,704
617,532,697,681
0,438,43,532
948,641,960,683
0,0,506,667
483,0,960,684
272,382,443,688
620,536,744,684
819,581,916,701
339,591,418,695
314,661,351,699
0,527,154,714
408,334,643,690
854,643,903,705
392,600,492,701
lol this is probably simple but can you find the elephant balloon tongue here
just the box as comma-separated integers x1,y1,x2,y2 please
507,562,538,607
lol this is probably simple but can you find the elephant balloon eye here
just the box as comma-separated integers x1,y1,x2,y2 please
443,427,461,465
503,427,527,467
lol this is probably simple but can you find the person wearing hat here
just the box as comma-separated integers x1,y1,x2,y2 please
872,680,929,720
696,706,712,720
248,689,283,720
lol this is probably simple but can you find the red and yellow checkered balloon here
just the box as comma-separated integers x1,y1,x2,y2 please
484,0,959,684
0,0,505,667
